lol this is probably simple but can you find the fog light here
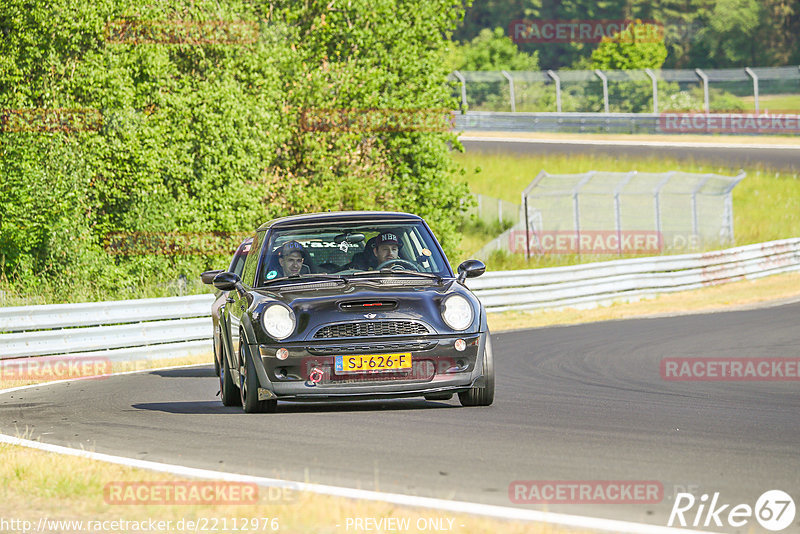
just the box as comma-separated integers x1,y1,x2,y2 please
276,348,289,360
454,339,466,351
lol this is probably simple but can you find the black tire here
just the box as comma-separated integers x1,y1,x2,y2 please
240,345,277,413
458,335,495,407
219,340,241,407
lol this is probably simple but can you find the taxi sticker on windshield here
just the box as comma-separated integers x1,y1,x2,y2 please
421,248,432,256
266,270,278,279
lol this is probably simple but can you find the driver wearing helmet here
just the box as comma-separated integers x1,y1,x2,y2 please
373,232,402,265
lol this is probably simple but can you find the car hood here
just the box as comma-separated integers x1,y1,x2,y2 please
251,278,480,341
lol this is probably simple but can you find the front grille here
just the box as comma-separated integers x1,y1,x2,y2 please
313,360,435,385
313,321,429,339
308,341,436,355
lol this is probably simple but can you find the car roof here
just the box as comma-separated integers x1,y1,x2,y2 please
256,211,423,231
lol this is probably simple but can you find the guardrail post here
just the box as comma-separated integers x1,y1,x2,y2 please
547,70,562,113
744,67,759,113
501,70,516,112
452,70,467,112
695,68,710,114
594,69,609,113
645,68,658,113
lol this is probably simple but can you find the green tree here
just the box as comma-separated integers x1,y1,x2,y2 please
0,0,472,302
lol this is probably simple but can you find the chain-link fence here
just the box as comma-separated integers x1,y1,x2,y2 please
464,193,521,227
450,67,800,114
476,170,746,258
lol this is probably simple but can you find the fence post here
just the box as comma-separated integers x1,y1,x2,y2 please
572,172,595,257
501,70,516,112
547,70,562,113
645,68,658,113
452,70,467,112
691,174,714,245
653,172,674,252
614,171,637,255
497,198,503,225
744,67,759,113
594,69,609,113
695,68,710,114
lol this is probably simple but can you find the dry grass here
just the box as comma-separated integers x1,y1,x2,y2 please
0,441,589,534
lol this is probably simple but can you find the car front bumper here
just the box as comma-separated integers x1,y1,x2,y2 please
255,333,486,400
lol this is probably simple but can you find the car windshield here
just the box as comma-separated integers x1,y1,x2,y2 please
257,220,452,286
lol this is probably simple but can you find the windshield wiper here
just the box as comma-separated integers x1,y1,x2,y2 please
262,273,346,286
343,270,442,282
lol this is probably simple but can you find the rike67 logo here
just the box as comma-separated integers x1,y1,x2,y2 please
669,490,795,531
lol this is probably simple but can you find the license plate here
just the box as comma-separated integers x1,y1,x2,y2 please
335,353,412,373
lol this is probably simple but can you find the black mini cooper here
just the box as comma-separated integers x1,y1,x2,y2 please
211,211,494,413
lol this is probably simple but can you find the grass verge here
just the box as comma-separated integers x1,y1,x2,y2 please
453,151,800,270
0,441,586,534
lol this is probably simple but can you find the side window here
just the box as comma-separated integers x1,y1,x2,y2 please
240,231,265,287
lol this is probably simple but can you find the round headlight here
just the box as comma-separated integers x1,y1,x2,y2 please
261,304,296,340
441,294,474,331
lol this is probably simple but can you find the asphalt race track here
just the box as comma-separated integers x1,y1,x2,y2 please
2,303,799,533
460,137,800,172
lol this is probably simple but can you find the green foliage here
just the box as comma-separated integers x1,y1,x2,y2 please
590,22,668,70
455,0,800,69
448,27,539,71
0,0,472,303
447,27,539,111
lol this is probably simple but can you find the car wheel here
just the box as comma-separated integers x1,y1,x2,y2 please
240,345,277,414
219,340,241,407
458,334,495,407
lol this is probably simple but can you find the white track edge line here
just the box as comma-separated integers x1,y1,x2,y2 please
0,365,719,534
458,135,800,150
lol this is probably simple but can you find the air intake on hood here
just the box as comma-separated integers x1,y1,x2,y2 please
339,300,398,312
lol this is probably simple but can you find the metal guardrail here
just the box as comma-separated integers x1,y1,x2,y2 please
452,111,800,135
1,238,798,361
0,294,215,361
467,238,800,312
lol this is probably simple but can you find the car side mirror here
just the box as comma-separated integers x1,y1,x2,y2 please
457,259,486,283
213,271,242,292
200,269,223,285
